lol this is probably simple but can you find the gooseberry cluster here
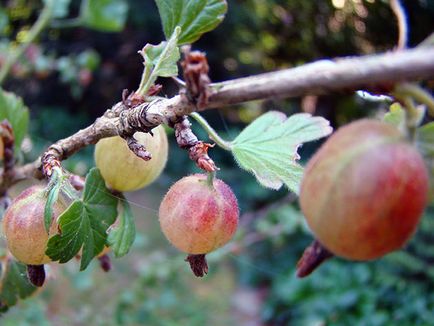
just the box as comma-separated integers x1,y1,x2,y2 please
2,127,240,284
2,118,430,288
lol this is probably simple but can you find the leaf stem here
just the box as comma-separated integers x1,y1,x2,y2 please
190,112,232,151
394,83,434,117
206,171,216,188
0,0,54,85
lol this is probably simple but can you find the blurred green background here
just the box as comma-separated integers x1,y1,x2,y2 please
1,0,434,325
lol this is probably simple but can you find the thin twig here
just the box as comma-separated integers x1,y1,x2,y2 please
390,0,408,50
0,0,54,85
394,83,434,117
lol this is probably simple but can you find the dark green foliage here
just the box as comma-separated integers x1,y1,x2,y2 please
46,168,118,270
0,258,37,313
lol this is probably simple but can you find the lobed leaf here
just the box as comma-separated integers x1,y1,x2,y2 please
80,0,128,32
231,111,332,193
0,257,37,313
107,198,136,258
0,88,29,150
46,168,118,270
155,0,227,45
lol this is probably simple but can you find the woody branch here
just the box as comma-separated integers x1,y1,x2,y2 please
4,46,434,186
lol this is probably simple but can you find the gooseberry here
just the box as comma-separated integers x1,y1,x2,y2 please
94,125,168,192
300,119,429,260
3,185,66,265
159,174,239,254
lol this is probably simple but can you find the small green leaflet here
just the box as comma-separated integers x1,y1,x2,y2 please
138,26,180,95
383,103,405,128
0,258,37,313
383,102,425,131
107,197,136,258
155,0,227,45
46,168,118,270
0,88,29,150
141,26,181,78
416,122,434,202
231,111,332,193
80,0,128,32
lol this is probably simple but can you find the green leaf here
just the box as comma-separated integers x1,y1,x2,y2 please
44,169,62,232
416,122,434,202
44,0,71,18
155,0,227,45
141,27,180,78
0,88,29,150
46,168,118,270
107,197,136,258
383,103,405,127
80,0,128,32
231,111,332,193
0,258,37,311
137,27,180,95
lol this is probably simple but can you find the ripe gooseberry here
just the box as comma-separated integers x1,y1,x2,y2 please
299,119,429,260
159,174,239,255
94,125,168,192
3,185,66,265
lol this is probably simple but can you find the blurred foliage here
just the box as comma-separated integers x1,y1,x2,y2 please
0,0,434,325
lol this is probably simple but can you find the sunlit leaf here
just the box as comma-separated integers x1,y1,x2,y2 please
46,168,118,270
80,0,128,32
231,111,332,193
0,257,37,313
0,88,29,150
155,0,227,44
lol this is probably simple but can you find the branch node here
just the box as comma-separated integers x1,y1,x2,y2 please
189,142,218,172
171,116,218,171
181,47,211,109
124,135,152,161
172,116,198,148
41,145,63,177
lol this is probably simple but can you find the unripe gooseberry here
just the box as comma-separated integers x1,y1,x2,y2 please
3,186,66,265
300,119,429,261
94,125,168,192
159,174,239,254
